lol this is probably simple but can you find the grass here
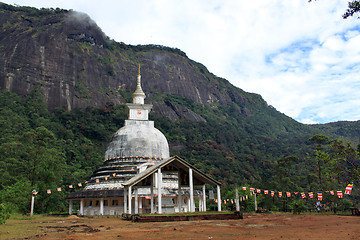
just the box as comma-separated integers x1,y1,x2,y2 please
0,214,64,240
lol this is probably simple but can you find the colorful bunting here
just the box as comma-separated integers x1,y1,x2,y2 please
264,190,269,194
317,192,323,201
278,192,282,198
271,191,275,197
337,190,343,199
309,192,313,199
286,192,291,197
301,192,306,198
47,189,51,194
345,183,353,195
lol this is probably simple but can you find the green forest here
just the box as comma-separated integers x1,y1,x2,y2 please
0,88,359,219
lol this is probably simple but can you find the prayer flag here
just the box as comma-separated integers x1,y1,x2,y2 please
112,173,116,177
105,177,108,180
294,192,299,195
278,192,282,198
264,190,269,194
301,192,306,198
242,186,247,190
337,190,343,199
250,188,255,192
96,178,99,183
69,185,73,189
309,192,313,199
317,192,323,201
345,183,353,195
330,190,334,195
256,189,261,193
246,195,248,199
47,189,51,194
271,191,275,197
78,183,82,187
286,192,291,197
57,187,61,192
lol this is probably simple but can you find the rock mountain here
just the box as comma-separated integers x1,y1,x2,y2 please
2,3,360,184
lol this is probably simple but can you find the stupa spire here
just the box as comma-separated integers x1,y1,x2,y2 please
132,64,145,104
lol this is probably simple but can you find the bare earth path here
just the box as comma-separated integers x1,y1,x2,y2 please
1,213,359,240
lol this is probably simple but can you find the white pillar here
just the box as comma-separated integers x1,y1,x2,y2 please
139,197,143,214
235,186,240,212
150,178,154,213
135,187,139,214
178,170,182,213
202,184,206,212
254,193,258,212
30,192,35,217
124,187,128,214
80,199,84,215
69,200,73,215
189,168,194,212
157,168,162,214
128,186,132,214
217,185,221,212
100,199,104,215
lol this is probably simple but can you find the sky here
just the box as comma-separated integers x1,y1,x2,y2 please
2,0,360,124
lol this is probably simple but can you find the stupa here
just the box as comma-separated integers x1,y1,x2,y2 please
67,67,221,215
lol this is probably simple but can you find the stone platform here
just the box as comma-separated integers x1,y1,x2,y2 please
122,211,243,222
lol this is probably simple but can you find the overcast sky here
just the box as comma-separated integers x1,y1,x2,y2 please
2,0,360,124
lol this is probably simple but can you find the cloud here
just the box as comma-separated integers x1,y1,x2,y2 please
2,0,360,124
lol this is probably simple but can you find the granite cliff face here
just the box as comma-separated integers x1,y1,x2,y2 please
0,4,254,122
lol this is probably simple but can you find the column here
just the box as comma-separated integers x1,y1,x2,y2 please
80,199,84,215
139,197,143,214
69,200,73,215
189,168,194,212
157,168,162,214
30,193,35,217
235,186,240,212
135,187,139,214
254,193,258,212
177,170,182,213
150,176,154,213
202,184,207,212
100,198,104,215
124,187,128,214
128,186,132,214
217,185,221,211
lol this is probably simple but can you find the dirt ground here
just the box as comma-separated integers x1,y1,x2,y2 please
1,212,359,240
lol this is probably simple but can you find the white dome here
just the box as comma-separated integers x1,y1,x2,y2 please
105,120,169,159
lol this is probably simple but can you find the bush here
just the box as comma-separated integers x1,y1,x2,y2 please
291,200,306,214
0,203,11,224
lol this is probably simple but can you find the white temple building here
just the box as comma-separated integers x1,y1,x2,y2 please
67,67,221,215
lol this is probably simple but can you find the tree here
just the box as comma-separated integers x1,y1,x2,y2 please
309,0,360,19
